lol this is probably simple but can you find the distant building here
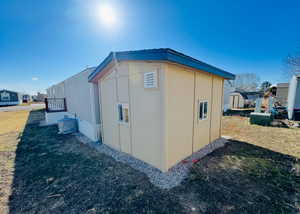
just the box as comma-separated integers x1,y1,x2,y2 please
32,92,47,102
229,90,263,109
22,94,32,103
0,89,22,106
223,80,235,111
270,83,289,106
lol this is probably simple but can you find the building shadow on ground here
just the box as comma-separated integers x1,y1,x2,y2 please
7,109,184,214
7,109,300,214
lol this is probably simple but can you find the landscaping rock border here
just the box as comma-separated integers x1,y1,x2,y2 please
74,133,228,189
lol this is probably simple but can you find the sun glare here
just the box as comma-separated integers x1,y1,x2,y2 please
98,4,118,27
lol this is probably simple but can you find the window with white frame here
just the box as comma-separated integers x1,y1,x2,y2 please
117,103,129,123
199,101,208,120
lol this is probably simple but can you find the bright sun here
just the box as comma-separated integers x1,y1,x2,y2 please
98,4,118,27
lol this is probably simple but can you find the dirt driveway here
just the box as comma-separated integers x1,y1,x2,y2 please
0,111,299,213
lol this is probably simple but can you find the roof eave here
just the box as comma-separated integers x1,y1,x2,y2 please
88,49,235,82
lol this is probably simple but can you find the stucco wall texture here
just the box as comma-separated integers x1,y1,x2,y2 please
99,61,224,172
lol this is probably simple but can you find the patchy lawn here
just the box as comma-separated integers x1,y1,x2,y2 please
222,116,300,158
0,111,299,213
174,141,300,213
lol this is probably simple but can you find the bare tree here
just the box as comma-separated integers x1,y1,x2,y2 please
285,50,300,78
232,73,260,91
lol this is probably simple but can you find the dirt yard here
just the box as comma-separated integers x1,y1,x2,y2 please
0,111,299,213
222,116,300,158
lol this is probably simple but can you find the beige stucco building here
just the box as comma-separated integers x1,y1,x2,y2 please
89,49,235,171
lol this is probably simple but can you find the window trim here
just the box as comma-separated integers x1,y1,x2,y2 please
198,100,208,121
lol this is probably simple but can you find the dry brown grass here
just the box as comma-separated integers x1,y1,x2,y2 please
1,112,299,213
0,111,29,214
0,111,29,136
222,116,300,158
0,110,45,213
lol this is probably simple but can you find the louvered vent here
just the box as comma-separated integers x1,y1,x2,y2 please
144,71,158,88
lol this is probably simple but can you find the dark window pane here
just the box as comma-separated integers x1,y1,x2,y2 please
199,102,203,119
118,104,123,121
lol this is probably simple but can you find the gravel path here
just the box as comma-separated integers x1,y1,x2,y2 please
75,133,227,189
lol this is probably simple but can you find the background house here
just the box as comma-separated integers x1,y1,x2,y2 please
0,89,22,106
32,92,47,102
22,94,32,103
275,83,289,106
88,48,235,171
223,80,235,111
229,91,263,109
270,83,289,106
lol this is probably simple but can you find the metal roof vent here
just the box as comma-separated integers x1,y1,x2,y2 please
144,71,158,88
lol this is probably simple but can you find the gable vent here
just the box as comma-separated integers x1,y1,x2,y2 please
144,71,158,88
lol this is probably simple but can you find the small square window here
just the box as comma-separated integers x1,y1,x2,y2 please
199,101,208,120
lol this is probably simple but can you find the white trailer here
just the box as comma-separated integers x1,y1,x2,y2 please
287,74,300,120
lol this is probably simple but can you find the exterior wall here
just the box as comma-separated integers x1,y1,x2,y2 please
46,68,101,141
47,82,65,98
0,90,21,106
229,93,244,109
193,70,213,151
45,111,100,141
164,64,194,168
129,62,165,170
100,69,121,150
99,61,225,171
288,76,300,119
64,70,95,123
295,80,300,109
164,63,224,170
45,111,70,125
47,69,96,124
210,76,224,141
99,61,165,171
276,85,289,106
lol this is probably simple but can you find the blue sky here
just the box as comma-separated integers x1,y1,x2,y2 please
1,0,300,94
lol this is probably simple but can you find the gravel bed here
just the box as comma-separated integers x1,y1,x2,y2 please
74,133,227,189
